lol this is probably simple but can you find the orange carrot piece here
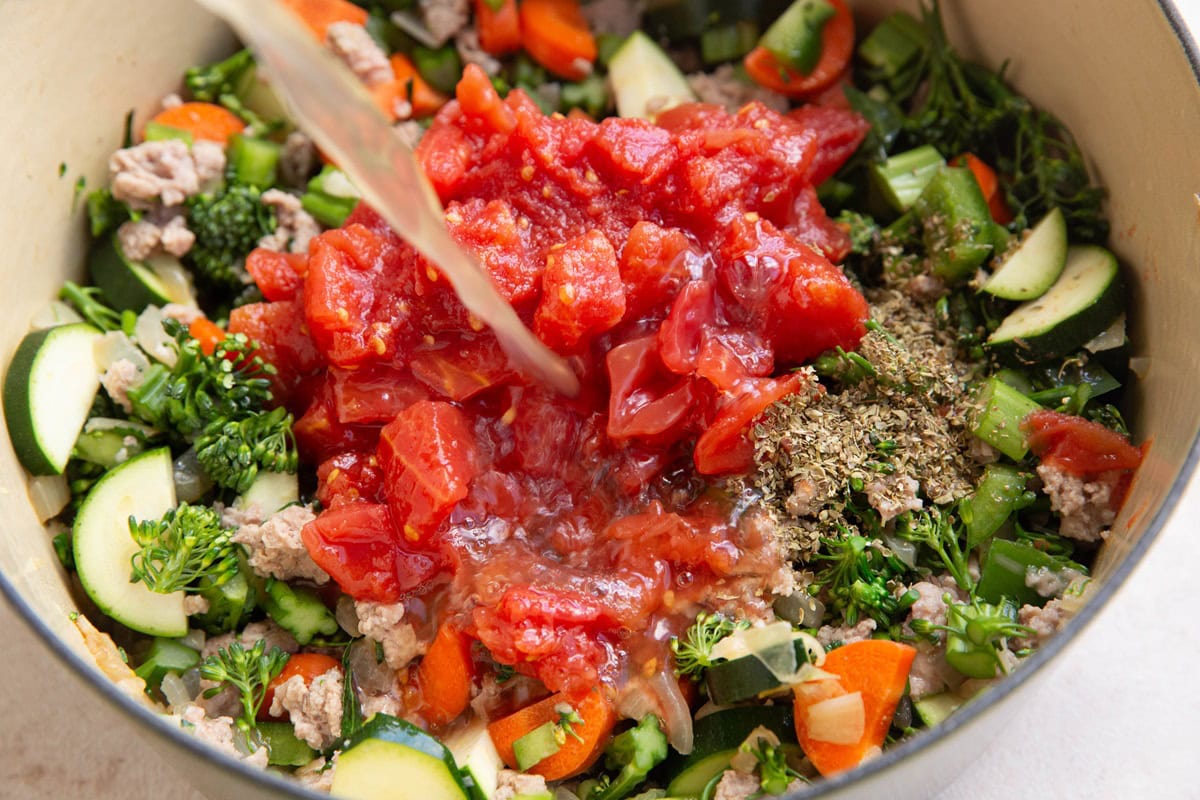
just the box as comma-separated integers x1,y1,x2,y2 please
519,0,598,81
260,652,343,720
793,640,916,777
279,0,368,40
953,153,1014,224
188,317,226,356
148,102,245,145
371,53,450,121
488,688,617,780
475,0,522,57
416,623,476,727
743,0,854,99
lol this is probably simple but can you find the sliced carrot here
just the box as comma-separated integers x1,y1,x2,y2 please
148,102,245,145
260,652,343,721
519,0,598,81
743,0,854,99
952,152,1013,224
188,317,226,356
793,640,916,777
488,687,617,780
279,0,368,40
371,53,450,121
475,0,521,56
416,623,476,727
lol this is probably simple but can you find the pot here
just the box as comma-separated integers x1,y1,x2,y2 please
0,1,1197,798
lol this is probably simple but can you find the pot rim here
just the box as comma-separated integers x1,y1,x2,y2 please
2,2,1198,797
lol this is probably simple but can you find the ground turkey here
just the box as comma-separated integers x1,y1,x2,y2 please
354,600,427,670
1037,464,1115,542
232,504,328,584
269,668,345,750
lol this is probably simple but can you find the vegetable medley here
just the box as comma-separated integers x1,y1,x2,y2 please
3,0,1146,797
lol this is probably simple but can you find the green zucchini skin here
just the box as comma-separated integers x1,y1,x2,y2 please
704,637,812,705
981,207,1068,301
89,234,172,311
987,245,1124,363
661,705,796,796
333,715,473,800
3,322,101,475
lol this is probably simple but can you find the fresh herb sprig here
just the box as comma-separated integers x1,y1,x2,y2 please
129,503,240,593
670,613,748,680
199,640,289,735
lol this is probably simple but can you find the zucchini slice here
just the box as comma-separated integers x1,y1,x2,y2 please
981,207,1068,300
987,245,1123,362
443,719,504,800
608,31,697,120
3,322,101,475
89,234,174,311
913,693,964,728
704,636,812,705
73,447,186,637
332,715,472,800
664,706,796,797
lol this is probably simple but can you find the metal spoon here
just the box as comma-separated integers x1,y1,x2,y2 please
193,0,580,396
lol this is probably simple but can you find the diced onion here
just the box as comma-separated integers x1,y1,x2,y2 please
180,628,207,652
160,672,193,710
389,10,440,47
1129,356,1151,380
174,448,214,503
805,691,865,745
146,254,199,307
1084,314,1126,352
28,474,70,522
882,532,919,568
134,306,178,367
321,169,360,199
93,331,151,374
30,301,83,330
712,621,825,681
648,669,693,755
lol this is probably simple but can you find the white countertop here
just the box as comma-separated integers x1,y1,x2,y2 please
3,2,1200,796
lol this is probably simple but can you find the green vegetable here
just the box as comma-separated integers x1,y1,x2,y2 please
185,48,277,135
185,182,277,294
560,75,610,119
912,692,963,727
58,281,124,332
86,189,131,238
89,235,177,311
332,715,473,800
413,45,463,95
194,405,298,493
760,0,835,74
587,715,668,800
913,166,994,283
257,577,339,645
191,565,255,635
970,376,1041,461
228,133,281,188
134,637,201,689
669,612,746,680
129,502,240,594
857,11,925,82
199,640,290,736
913,600,1031,679
663,706,795,797
894,510,972,594
126,318,275,439
259,721,317,767
513,722,561,771
699,21,759,65
959,464,1030,550
869,145,946,213
742,735,804,795
811,532,917,626
980,207,1068,301
302,165,359,228
704,637,814,705
143,121,194,145
976,538,1085,608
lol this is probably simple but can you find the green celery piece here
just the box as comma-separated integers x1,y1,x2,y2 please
760,0,836,74
858,11,925,79
143,121,194,145
870,145,945,212
513,721,560,771
977,538,1084,607
259,721,317,766
228,133,281,188
134,637,200,688
961,464,1028,550
701,21,760,65
971,376,1042,460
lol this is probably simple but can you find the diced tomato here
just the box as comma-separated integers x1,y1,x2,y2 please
696,330,774,391
329,365,429,425
378,401,481,541
228,300,323,402
606,336,702,446
446,199,540,307
316,451,385,509
245,247,309,302
533,230,625,353
694,373,807,475
294,380,381,462
788,105,871,186
1024,409,1144,475
409,334,517,401
658,281,716,375
301,504,445,602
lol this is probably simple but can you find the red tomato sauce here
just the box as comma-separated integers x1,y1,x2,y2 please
231,66,870,703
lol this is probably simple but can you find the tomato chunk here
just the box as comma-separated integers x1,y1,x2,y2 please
378,401,481,540
533,230,625,353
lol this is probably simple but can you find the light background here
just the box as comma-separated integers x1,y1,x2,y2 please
2,2,1198,797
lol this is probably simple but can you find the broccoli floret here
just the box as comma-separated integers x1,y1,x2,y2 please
129,503,240,594
670,612,747,680
199,640,289,738
86,189,131,238
894,509,973,594
587,715,668,800
184,49,278,135
742,734,805,795
126,318,275,438
811,532,918,627
59,281,124,332
194,406,298,493
185,183,276,294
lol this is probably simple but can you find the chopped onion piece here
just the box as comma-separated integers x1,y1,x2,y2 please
321,169,360,199
146,254,199,308
712,621,824,682
1129,356,1151,379
1084,314,1125,352
93,331,151,374
28,474,70,522
882,532,918,568
174,448,214,503
805,691,865,745
134,306,178,367
179,628,207,652
160,672,192,710
30,301,83,330
389,10,440,47
648,669,693,755
792,663,839,684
